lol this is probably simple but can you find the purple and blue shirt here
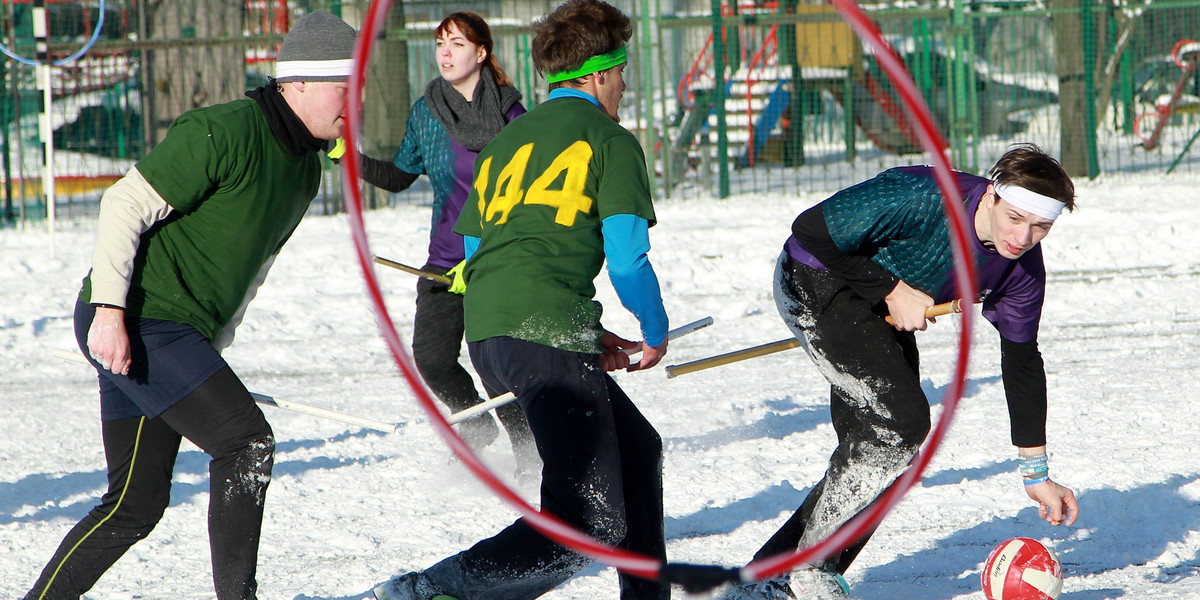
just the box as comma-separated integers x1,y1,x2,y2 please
786,165,1045,343
393,96,526,268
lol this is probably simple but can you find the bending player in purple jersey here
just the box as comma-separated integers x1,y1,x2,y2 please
720,144,1081,600
374,1,669,599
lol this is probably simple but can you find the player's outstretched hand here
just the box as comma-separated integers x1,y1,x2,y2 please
1025,479,1079,526
628,340,667,372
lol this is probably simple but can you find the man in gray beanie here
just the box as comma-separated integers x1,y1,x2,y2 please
22,12,355,600
275,10,356,83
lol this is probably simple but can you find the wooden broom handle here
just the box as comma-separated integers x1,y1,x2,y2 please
884,299,963,326
665,299,968,379
373,255,453,285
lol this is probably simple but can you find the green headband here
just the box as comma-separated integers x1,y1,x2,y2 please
546,46,627,83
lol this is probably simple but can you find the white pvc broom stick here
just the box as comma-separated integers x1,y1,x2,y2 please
52,349,399,433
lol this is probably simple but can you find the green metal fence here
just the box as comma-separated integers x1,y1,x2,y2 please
3,0,1199,224
658,0,1200,197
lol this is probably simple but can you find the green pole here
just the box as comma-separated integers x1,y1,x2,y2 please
640,0,657,190
844,64,856,161
914,19,932,99
656,0,673,195
1,58,11,222
1081,0,1100,178
519,34,534,106
1166,125,1200,174
778,0,804,167
948,0,972,169
964,6,979,172
710,0,730,198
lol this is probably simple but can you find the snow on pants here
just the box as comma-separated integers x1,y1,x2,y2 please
25,304,274,600
422,336,668,600
756,252,931,573
413,263,533,451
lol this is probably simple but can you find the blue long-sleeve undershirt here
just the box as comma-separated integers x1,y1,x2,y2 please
463,235,479,260
602,214,668,346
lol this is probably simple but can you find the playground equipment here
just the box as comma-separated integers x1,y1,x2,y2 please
668,2,1059,178
2,0,293,215
671,3,878,171
1134,39,1200,151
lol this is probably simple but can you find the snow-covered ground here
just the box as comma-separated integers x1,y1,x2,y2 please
3,170,1200,599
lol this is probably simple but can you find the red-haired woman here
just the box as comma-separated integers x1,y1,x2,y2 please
352,12,534,474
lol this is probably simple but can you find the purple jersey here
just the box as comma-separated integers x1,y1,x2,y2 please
393,99,526,268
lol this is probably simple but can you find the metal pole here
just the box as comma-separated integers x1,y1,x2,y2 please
1166,124,1200,174
138,0,154,153
9,0,26,225
710,0,730,198
640,0,657,190
949,1,970,169
1,48,11,222
655,0,673,196
34,0,55,255
1081,0,1100,178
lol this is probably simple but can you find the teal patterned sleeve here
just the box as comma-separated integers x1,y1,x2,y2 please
821,169,941,254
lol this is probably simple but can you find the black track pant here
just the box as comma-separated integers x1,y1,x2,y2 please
413,263,533,453
24,367,275,600
756,253,930,574
421,336,668,600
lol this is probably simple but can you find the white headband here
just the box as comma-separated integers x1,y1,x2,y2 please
275,58,354,81
993,182,1065,220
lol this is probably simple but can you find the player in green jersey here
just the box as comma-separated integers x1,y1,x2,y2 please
374,1,671,599
23,12,355,600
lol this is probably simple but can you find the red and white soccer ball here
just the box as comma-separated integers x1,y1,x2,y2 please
980,537,1063,600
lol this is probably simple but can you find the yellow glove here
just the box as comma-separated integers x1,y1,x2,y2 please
326,137,346,162
447,260,468,294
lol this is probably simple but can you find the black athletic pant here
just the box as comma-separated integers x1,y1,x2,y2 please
422,336,668,600
413,263,533,454
24,367,274,600
757,253,930,574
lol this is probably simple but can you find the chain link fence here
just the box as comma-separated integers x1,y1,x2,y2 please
2,0,1198,225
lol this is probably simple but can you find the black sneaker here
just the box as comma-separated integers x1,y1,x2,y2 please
373,571,458,600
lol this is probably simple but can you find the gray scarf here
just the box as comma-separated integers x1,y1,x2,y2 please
425,68,522,151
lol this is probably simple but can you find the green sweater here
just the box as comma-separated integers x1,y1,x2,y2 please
82,98,321,340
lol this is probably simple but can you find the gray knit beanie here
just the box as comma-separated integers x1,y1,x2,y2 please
275,11,356,83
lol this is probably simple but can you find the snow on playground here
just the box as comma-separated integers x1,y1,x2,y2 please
4,171,1200,599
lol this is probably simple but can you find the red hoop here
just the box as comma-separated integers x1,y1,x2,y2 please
343,0,975,588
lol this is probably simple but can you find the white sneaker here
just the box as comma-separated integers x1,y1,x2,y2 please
716,577,797,600
791,569,851,600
